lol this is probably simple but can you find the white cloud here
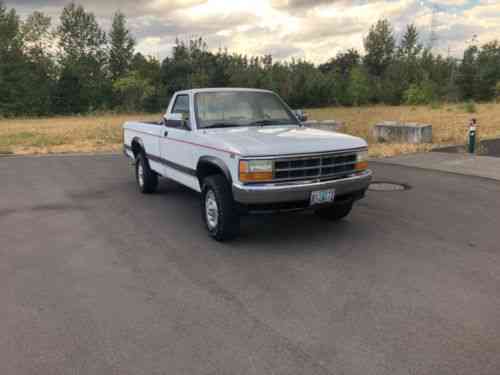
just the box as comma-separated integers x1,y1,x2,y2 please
6,0,500,63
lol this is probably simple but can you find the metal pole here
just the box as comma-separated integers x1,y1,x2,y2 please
468,118,477,154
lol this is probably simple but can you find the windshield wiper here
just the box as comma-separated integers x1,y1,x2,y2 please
203,122,237,129
247,119,281,127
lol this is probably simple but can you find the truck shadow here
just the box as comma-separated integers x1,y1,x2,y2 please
236,213,364,250
154,178,374,251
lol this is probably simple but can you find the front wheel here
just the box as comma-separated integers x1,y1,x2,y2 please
201,175,240,241
315,201,353,221
136,153,158,194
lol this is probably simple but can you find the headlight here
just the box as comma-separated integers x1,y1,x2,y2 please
239,160,273,182
355,150,369,171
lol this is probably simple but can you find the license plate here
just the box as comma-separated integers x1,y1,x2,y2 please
310,189,336,206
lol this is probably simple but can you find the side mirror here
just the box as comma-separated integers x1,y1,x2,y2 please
165,113,183,122
165,112,191,130
294,109,308,122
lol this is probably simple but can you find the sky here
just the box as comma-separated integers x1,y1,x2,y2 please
6,0,500,63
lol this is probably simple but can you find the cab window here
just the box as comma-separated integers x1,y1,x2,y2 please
172,95,189,115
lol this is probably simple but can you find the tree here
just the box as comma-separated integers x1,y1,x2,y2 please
404,81,437,105
319,49,360,77
347,67,371,106
397,24,423,89
457,45,479,100
476,41,500,101
54,3,109,113
319,49,361,105
0,2,20,51
131,53,164,112
22,11,52,53
0,3,29,116
57,3,106,63
363,19,395,77
20,11,55,115
398,24,422,60
109,11,135,81
113,71,153,112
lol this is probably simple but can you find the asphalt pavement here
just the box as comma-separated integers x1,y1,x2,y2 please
1,154,500,375
378,151,500,181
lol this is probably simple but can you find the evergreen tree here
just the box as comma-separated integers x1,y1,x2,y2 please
21,11,55,115
0,2,25,116
109,11,135,81
398,24,423,60
54,3,109,113
457,45,479,100
363,19,395,77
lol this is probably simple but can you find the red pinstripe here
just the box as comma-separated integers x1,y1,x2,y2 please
166,137,240,156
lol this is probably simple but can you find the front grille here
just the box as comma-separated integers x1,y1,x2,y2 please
273,152,358,182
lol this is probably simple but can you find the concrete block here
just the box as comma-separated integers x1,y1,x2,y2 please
374,121,432,144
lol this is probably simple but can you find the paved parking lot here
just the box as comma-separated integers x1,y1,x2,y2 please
1,154,500,375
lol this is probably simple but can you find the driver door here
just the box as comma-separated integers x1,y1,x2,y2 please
160,93,199,191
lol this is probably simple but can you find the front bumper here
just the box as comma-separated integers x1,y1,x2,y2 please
232,170,372,204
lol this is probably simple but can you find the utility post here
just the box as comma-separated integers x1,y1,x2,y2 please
468,118,477,154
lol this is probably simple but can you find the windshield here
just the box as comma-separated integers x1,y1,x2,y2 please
195,91,299,129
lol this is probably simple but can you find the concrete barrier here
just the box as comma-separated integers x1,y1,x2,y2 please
374,121,432,144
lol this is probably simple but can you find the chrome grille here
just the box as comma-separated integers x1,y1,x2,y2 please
273,152,358,181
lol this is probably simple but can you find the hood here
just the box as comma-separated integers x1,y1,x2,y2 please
201,125,367,156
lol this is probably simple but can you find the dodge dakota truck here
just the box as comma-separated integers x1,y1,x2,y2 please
123,88,372,241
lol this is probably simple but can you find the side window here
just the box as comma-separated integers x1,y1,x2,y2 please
172,95,189,115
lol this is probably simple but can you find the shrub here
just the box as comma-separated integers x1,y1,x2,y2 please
113,71,154,112
430,101,442,110
346,67,371,106
462,100,477,113
404,81,436,105
496,82,500,102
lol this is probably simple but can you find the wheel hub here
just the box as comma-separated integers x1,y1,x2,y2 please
138,163,144,187
205,190,218,229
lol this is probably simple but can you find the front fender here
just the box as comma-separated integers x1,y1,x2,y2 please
197,156,233,184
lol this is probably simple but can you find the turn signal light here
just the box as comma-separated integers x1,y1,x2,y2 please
239,171,274,182
355,161,368,171
239,160,273,182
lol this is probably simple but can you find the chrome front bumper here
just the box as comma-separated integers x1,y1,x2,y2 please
232,170,372,204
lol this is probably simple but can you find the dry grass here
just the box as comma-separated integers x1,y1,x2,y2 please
0,113,159,155
308,102,500,157
1,103,499,158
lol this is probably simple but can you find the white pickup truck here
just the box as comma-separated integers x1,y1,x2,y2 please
123,88,372,240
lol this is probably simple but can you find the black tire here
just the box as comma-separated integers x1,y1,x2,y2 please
135,153,158,194
201,175,240,241
315,201,353,221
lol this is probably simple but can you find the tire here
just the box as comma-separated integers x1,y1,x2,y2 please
201,175,240,241
135,153,158,194
315,201,353,221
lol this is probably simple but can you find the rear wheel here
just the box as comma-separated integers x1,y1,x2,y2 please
201,175,240,241
136,153,158,194
315,201,353,221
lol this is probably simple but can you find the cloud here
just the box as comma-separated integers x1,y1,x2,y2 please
271,0,338,10
4,0,500,63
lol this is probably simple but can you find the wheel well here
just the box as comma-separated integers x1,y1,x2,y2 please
131,139,143,159
197,161,227,187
